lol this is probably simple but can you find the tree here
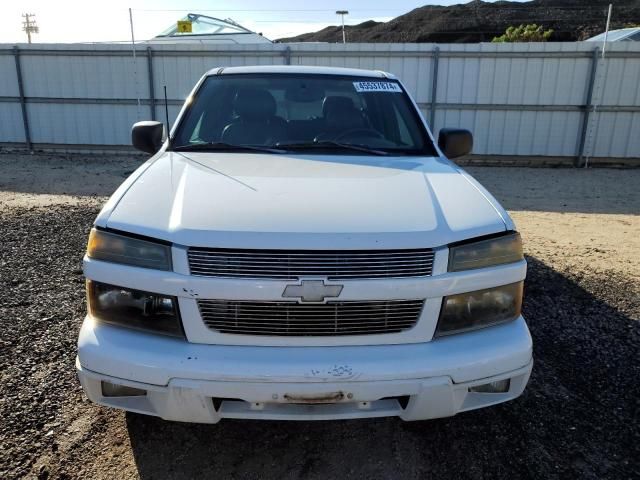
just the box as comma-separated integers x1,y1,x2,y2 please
492,24,554,43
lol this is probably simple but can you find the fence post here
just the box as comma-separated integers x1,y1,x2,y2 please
576,47,599,167
283,46,292,65
146,47,156,120
13,46,32,151
429,46,440,131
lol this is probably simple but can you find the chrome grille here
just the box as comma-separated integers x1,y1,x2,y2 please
187,248,435,279
198,299,424,336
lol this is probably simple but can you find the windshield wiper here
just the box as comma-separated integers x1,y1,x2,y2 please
275,141,388,156
172,142,285,154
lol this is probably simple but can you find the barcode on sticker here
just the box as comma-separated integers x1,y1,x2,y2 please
353,81,402,93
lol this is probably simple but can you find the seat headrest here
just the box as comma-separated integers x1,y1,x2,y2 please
322,96,357,117
234,88,277,121
322,96,364,130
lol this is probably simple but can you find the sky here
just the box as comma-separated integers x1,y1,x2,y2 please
0,0,526,44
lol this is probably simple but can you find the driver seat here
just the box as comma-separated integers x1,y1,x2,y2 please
316,96,365,141
222,88,286,145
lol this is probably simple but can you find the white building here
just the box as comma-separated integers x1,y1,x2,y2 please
148,13,272,45
587,27,640,42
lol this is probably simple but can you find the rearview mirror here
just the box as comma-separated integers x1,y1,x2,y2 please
437,128,473,159
285,83,325,103
132,121,164,154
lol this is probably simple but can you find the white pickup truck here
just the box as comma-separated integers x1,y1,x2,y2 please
77,65,532,423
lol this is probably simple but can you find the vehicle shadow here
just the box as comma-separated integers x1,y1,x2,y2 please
125,256,639,479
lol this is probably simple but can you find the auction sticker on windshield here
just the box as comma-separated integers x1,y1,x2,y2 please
353,81,402,93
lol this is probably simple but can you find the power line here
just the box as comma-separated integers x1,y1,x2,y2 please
132,5,627,12
250,17,616,24
133,8,401,13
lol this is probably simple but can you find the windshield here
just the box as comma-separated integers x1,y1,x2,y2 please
171,74,437,156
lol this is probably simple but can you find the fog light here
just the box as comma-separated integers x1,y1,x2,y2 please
101,381,147,397
469,379,510,393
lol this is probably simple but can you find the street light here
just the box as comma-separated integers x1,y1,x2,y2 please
336,10,349,44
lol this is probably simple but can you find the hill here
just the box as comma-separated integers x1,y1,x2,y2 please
277,0,640,43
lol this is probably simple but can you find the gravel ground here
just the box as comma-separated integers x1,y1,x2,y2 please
0,153,638,479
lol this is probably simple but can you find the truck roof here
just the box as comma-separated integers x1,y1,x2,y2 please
205,65,395,79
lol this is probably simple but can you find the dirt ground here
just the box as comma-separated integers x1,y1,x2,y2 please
1,152,638,479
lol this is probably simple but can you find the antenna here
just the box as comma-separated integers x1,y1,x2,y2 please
163,86,170,139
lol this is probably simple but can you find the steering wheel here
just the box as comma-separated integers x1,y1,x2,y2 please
332,128,384,142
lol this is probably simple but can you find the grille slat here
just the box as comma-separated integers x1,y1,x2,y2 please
198,299,423,336
206,321,418,328
205,328,416,336
188,257,434,263
188,261,433,270
198,315,422,320
203,322,418,329
187,248,434,280
189,266,433,271
188,260,434,266
188,251,434,258
197,309,423,315
198,309,422,314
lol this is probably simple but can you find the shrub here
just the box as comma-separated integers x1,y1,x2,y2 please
492,24,554,42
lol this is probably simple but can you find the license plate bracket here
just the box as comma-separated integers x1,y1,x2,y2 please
283,391,345,404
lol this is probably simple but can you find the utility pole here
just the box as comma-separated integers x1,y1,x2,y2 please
336,10,349,43
129,8,142,120
601,3,613,58
584,3,613,168
22,13,39,44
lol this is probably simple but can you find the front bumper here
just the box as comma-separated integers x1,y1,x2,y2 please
77,316,533,423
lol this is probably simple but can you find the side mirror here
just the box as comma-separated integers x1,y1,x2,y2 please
132,121,164,154
437,128,473,159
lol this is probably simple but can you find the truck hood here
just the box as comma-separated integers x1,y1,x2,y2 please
100,152,509,249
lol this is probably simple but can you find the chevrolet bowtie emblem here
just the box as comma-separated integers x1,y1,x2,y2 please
282,280,344,303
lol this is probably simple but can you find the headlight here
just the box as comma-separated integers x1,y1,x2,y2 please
87,280,184,337
435,282,523,337
449,232,523,272
87,228,172,270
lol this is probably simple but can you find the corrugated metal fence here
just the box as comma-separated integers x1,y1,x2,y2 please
1,42,639,164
